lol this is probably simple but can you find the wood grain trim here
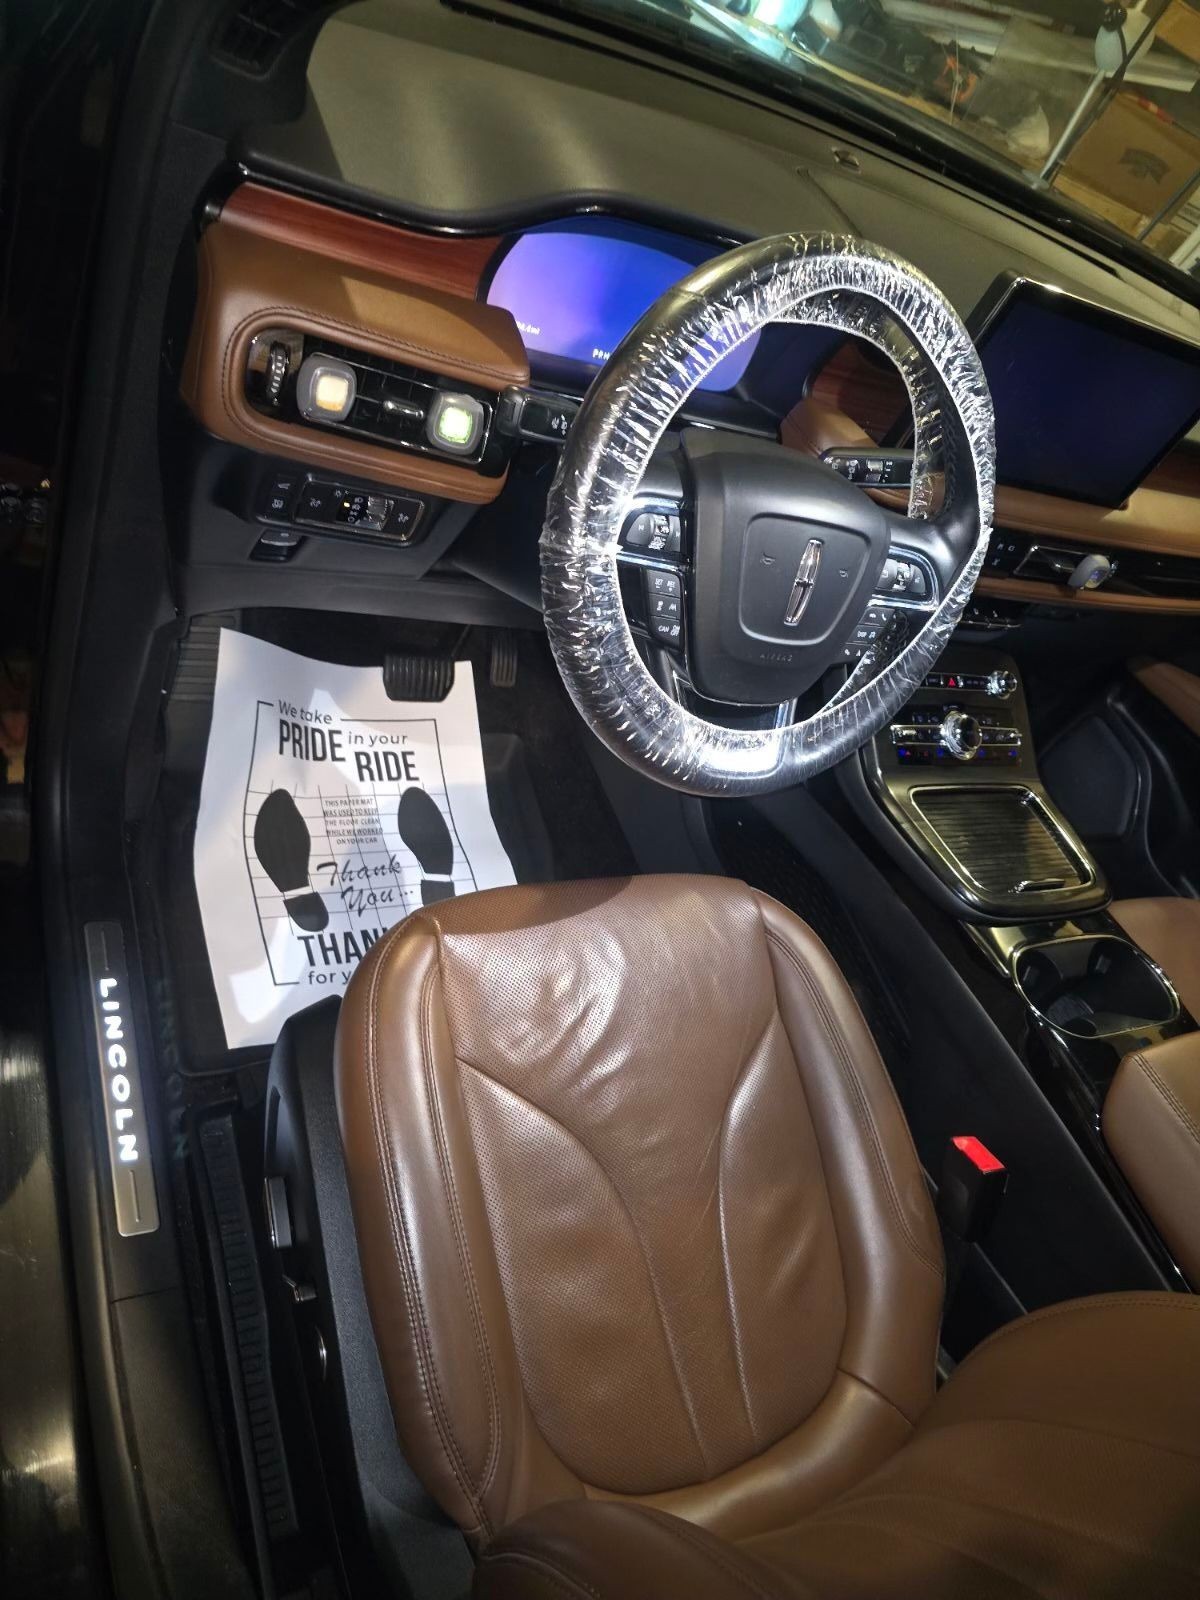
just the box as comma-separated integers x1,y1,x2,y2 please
978,575,1200,615
807,340,907,440
779,398,873,458
181,196,529,505
221,183,500,299
782,395,1200,560
988,472,1200,560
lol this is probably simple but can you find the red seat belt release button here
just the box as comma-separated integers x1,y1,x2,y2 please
938,1135,1008,1244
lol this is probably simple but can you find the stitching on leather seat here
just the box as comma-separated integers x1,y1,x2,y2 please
618,1505,783,1599
1135,1053,1200,1148
763,925,942,1279
417,924,503,1498
476,1551,605,1600
363,933,493,1536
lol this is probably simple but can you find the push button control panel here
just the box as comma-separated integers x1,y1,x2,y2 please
872,651,1032,777
890,706,1022,766
254,468,427,558
643,567,682,645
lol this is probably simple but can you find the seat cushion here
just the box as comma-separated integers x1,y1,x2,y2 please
335,876,943,1544
1104,1034,1200,1288
1110,897,1200,1020
478,1292,1200,1599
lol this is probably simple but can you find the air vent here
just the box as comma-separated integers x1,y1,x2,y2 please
913,787,1086,898
213,0,338,74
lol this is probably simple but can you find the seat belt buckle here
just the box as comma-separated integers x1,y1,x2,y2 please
938,1135,1007,1244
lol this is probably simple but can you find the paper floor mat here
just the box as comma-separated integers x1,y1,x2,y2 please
194,629,515,1049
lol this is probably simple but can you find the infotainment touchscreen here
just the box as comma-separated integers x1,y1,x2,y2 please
971,275,1200,507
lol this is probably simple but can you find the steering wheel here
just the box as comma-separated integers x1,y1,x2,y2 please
541,234,995,796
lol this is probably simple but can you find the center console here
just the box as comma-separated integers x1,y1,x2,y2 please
843,643,1196,1283
846,647,1106,922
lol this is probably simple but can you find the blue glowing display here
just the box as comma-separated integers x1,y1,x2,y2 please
486,218,759,393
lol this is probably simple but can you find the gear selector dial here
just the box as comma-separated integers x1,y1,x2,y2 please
940,709,983,761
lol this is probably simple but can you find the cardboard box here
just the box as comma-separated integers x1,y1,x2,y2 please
1057,90,1200,230
1157,0,1200,68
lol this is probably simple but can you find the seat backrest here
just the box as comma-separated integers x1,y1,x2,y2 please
336,876,943,1547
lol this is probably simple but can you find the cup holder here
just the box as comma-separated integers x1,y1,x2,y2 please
1014,934,1179,1039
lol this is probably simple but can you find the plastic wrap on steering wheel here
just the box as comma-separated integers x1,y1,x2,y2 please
540,233,995,797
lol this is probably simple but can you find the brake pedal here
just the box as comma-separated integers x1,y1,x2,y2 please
489,630,518,689
382,653,454,702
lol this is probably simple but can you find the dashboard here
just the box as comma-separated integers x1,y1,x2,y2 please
484,215,1200,511
173,118,1200,627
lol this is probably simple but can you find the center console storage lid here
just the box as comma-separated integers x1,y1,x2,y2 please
1104,1032,1200,1290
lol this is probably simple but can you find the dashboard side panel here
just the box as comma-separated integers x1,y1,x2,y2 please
220,183,501,297
180,200,529,504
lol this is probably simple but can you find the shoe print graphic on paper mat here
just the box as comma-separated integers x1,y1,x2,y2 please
397,785,457,905
252,788,329,932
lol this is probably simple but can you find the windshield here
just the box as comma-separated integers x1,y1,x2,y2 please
556,0,1200,279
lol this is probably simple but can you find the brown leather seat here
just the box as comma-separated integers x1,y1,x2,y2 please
1104,1032,1200,1289
336,876,1200,1597
1110,896,1200,1020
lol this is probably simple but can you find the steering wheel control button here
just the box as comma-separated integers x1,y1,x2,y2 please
877,555,929,600
647,513,680,553
295,354,357,423
644,569,684,645
620,507,683,557
427,391,485,455
623,512,654,548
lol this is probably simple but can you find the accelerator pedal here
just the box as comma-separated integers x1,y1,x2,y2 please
382,653,454,703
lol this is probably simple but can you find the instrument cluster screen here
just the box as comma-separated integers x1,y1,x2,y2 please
486,217,760,393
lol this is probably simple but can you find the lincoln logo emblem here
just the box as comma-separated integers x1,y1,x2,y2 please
783,538,823,626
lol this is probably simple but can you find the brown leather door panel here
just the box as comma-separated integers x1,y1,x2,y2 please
180,198,529,504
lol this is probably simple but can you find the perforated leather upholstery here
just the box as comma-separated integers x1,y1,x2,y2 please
336,876,942,1542
335,876,1200,1597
